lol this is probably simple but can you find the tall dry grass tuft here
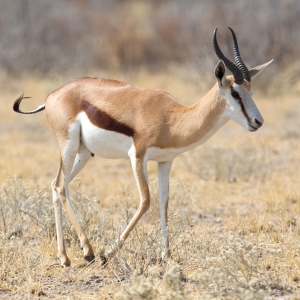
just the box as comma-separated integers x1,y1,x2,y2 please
0,176,54,239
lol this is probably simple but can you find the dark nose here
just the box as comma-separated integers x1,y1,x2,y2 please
254,118,263,127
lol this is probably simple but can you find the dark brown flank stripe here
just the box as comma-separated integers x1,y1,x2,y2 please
81,100,134,137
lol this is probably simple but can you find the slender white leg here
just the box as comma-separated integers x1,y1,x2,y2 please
52,147,91,266
52,165,70,266
53,126,95,266
158,160,173,262
105,154,150,259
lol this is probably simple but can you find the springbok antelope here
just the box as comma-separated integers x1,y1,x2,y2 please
13,27,272,267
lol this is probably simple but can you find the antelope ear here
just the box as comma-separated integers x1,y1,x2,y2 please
249,59,273,78
214,60,226,86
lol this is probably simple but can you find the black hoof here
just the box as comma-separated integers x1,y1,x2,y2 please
84,255,95,263
99,254,108,266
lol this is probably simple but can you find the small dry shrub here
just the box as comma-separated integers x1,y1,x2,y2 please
0,176,54,239
181,146,269,183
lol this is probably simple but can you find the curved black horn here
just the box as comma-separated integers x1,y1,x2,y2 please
213,27,244,85
228,27,251,82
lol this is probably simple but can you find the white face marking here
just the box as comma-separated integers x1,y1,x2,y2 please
223,83,263,131
78,112,134,159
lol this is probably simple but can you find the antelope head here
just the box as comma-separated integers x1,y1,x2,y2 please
213,27,272,132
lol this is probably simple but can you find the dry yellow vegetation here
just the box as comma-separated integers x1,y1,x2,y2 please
1,69,300,299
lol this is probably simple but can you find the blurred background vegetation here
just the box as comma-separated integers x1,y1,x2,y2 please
0,0,299,84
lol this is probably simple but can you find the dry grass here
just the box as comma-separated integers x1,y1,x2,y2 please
1,69,300,299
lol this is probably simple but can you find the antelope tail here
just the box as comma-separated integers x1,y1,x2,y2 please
13,94,45,114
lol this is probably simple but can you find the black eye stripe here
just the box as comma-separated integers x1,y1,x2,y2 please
230,87,250,122
240,99,251,122
231,91,242,101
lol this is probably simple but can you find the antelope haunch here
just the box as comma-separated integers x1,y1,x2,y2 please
13,28,272,266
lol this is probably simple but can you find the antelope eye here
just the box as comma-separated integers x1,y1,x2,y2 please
231,91,240,99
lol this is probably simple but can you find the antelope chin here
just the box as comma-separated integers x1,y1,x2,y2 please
247,123,259,132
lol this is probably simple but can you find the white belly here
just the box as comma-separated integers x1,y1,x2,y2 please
78,112,133,159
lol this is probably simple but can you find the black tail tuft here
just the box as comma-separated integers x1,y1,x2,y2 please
13,94,45,114
13,93,25,113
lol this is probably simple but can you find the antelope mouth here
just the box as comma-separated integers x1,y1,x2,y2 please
248,123,260,132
